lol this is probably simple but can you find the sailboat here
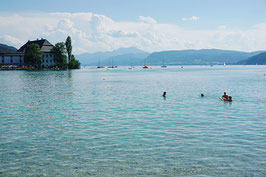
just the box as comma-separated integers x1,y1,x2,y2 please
108,59,117,68
108,59,115,68
143,59,148,69
161,58,167,68
97,59,104,68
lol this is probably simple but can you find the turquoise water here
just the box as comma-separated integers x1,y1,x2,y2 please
0,66,266,176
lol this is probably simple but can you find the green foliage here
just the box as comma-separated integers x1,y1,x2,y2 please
52,42,67,66
68,55,80,69
65,36,72,64
24,44,43,66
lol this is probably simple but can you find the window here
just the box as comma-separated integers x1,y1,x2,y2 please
50,60,52,63
20,59,22,63
46,60,48,63
50,54,52,57
2,59,4,63
10,59,13,63
46,54,48,58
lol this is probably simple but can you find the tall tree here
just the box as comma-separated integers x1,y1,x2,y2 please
65,36,72,65
52,42,67,67
24,43,42,67
68,54,81,69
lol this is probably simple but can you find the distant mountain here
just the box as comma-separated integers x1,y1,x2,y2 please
76,47,149,66
76,48,265,66
0,43,17,53
145,49,264,65
237,52,266,65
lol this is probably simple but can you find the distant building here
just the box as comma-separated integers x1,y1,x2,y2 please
0,38,55,67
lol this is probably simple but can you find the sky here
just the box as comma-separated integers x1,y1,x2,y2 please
0,0,266,54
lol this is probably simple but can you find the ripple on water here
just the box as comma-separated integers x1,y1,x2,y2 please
0,66,266,176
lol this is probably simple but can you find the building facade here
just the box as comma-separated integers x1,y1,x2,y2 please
0,39,55,67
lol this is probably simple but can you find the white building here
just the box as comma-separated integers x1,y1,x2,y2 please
0,39,55,67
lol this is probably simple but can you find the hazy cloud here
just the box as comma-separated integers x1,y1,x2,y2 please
182,16,200,21
139,16,157,24
0,12,265,54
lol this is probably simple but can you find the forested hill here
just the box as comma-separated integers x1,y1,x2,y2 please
0,43,17,53
145,49,264,65
237,52,266,65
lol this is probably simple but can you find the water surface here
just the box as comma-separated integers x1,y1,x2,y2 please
0,66,265,176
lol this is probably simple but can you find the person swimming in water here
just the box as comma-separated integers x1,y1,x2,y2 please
201,93,204,97
222,92,228,100
163,92,166,97
227,96,232,102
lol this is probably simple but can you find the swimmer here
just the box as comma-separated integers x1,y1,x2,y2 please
163,92,166,97
201,93,204,97
222,92,228,100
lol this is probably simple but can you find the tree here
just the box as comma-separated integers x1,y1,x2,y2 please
24,44,42,67
52,42,67,67
65,36,72,65
68,55,81,69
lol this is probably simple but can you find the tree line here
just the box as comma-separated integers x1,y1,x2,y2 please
24,36,80,69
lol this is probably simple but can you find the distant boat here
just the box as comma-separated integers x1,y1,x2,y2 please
97,59,104,68
224,62,226,67
161,58,167,68
108,59,116,68
143,65,148,69
143,59,148,69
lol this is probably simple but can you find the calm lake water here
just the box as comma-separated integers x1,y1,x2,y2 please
0,66,266,176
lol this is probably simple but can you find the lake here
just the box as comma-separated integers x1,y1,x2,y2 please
0,65,265,176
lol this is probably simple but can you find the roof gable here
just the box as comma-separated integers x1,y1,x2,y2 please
17,39,54,52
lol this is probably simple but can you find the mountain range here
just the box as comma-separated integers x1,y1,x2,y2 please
144,49,264,65
1,42,265,65
76,48,265,66
76,47,149,66
0,43,17,53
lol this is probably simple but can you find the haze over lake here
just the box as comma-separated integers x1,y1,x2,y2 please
1,66,265,176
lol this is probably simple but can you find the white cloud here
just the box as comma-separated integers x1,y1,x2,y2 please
0,12,266,54
0,35,23,48
139,16,157,24
182,16,200,21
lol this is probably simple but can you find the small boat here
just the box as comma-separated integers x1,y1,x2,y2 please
143,59,149,69
143,65,148,69
161,58,167,68
108,59,116,68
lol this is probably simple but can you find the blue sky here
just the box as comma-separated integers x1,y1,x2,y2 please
0,0,266,53
1,0,266,28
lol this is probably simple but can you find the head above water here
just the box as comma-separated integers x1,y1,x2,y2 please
163,92,166,96
201,93,204,97
224,92,227,95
